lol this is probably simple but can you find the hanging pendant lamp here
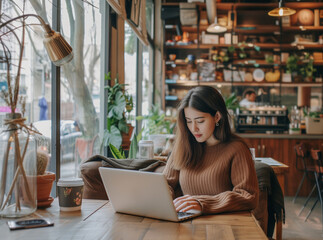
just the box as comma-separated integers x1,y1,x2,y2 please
268,0,296,17
207,17,227,33
206,0,227,33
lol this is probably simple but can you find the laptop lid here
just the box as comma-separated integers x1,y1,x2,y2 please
98,167,200,222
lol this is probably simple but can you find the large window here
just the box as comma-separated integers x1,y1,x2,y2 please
60,1,101,177
1,1,102,178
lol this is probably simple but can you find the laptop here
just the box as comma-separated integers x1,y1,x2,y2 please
98,167,201,222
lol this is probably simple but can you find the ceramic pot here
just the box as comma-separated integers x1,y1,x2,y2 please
37,171,55,207
121,125,134,151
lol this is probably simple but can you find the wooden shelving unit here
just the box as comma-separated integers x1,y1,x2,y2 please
162,1,323,111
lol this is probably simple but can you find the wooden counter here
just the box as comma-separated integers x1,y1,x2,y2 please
239,133,323,197
238,133,323,140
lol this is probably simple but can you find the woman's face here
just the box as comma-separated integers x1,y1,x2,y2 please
184,107,220,145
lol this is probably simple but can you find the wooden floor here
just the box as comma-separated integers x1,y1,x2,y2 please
283,196,323,240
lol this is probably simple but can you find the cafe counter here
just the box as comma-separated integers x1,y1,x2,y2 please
237,133,323,197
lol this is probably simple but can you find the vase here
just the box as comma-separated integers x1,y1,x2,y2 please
0,113,37,217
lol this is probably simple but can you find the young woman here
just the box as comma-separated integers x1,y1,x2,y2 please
163,86,259,214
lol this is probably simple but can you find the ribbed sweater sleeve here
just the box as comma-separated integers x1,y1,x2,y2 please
163,140,259,214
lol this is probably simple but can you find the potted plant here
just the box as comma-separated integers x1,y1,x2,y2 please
300,52,316,82
102,72,134,152
35,149,55,208
286,54,301,82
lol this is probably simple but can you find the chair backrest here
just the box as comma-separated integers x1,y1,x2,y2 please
294,143,307,170
294,143,306,158
310,149,323,174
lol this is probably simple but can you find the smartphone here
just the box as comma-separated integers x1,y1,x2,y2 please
7,218,54,230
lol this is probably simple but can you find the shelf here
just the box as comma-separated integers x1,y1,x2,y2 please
166,43,323,51
162,2,323,10
166,25,323,34
165,80,322,88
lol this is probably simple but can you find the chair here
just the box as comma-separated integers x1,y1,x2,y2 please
293,143,315,203
253,162,284,240
301,149,323,230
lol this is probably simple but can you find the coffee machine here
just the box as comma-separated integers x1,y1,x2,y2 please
236,106,290,133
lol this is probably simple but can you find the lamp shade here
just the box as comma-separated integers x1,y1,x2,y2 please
207,17,227,33
43,29,73,66
268,7,296,17
268,0,296,17
0,15,74,66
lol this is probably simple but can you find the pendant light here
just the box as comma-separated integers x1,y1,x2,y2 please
268,0,296,17
207,17,227,33
206,0,227,33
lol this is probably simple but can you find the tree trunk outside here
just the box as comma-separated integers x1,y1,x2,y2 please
31,0,99,139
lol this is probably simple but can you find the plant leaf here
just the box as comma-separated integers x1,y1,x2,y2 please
128,133,138,159
109,144,123,159
108,91,126,119
103,125,122,149
118,118,129,133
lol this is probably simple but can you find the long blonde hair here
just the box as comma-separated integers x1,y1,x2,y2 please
170,86,234,169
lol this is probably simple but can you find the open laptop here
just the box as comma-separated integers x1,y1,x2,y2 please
98,167,201,222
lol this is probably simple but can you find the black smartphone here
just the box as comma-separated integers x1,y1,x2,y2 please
7,218,54,230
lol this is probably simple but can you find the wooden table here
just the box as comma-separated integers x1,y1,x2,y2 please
0,199,267,240
255,157,289,195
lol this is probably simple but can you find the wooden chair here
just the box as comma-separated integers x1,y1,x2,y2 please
293,143,315,203
302,149,323,231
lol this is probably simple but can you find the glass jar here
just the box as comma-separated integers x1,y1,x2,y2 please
0,113,37,217
138,140,154,159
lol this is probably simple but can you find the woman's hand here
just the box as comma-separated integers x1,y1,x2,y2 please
173,195,202,212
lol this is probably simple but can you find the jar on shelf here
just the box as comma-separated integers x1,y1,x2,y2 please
0,113,37,218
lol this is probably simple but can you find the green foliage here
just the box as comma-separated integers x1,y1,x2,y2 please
109,144,126,159
109,133,140,159
212,42,259,64
303,107,321,118
102,72,134,150
224,92,240,111
300,52,316,78
136,104,175,138
286,54,299,74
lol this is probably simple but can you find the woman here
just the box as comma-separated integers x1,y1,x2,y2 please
163,86,259,214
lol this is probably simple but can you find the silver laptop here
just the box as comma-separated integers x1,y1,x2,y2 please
98,167,201,222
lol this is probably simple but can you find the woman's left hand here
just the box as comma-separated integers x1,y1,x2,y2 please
173,195,202,212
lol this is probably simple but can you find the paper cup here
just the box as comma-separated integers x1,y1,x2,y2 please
57,178,84,212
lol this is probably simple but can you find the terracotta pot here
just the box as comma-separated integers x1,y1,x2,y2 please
121,124,134,151
37,171,55,201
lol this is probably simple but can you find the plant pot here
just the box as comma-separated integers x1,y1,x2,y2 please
37,171,55,208
121,124,134,151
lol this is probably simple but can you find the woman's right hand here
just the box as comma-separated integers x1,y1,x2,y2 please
173,195,202,212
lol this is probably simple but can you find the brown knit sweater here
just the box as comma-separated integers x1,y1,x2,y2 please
163,139,259,214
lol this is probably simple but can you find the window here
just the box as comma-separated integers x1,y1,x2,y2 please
141,45,153,116
124,22,137,126
60,1,102,177
146,0,154,38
